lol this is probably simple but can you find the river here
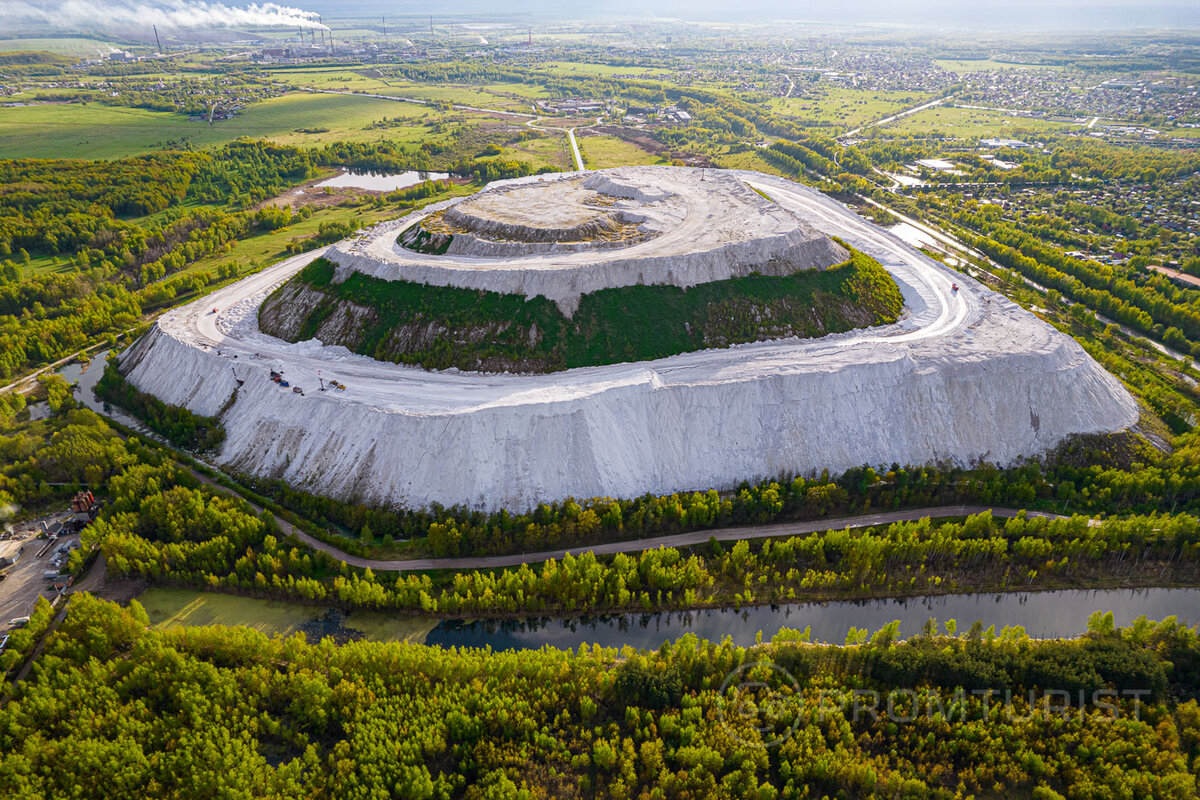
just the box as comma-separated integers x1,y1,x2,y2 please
425,588,1200,651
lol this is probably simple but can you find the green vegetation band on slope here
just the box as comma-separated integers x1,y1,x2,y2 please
259,249,903,373
95,358,226,453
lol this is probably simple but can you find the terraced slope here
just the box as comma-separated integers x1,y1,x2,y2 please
259,251,903,373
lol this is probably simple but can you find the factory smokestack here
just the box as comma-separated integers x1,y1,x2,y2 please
153,24,163,53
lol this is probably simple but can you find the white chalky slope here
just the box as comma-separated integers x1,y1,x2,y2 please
119,170,1138,511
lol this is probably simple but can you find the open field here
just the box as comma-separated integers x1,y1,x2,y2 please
535,60,665,77
770,87,935,129
168,180,474,284
372,82,536,111
503,132,575,170
934,58,1068,73
886,104,1079,136
139,587,436,642
267,68,549,111
711,148,792,177
0,36,118,55
577,133,661,168
264,66,395,92
0,92,462,159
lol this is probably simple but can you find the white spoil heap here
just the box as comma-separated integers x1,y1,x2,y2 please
326,167,849,315
119,168,1139,512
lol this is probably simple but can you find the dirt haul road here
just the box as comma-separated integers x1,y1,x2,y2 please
121,171,1137,511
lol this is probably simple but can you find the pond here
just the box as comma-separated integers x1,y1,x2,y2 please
314,170,450,192
425,587,1200,651
59,350,149,435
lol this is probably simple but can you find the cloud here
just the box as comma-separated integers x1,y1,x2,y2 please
1,1,329,31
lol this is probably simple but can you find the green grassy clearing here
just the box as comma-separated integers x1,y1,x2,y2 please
933,58,1068,73
265,67,395,92
770,87,934,129
139,586,436,643
0,37,118,55
712,148,792,178
372,82,533,111
887,105,1078,137
268,68,547,111
535,60,664,77
503,133,574,170
577,134,661,168
0,91,461,159
171,182,475,283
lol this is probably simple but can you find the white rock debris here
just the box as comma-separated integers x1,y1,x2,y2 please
327,167,849,315
119,169,1139,512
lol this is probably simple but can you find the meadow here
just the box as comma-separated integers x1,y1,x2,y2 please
533,60,666,77
139,586,435,642
769,86,935,130
576,133,661,168
0,36,116,55
0,91,466,159
934,58,1068,73
887,104,1080,136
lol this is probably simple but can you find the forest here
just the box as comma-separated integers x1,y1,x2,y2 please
0,593,1196,799
0,140,533,382
1,41,1199,799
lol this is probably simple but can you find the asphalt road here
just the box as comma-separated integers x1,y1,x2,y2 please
70,363,1070,576
285,505,1064,573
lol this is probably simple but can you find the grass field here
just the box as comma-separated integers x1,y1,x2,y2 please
504,133,575,170
374,82,535,112
535,60,663,77
267,68,548,112
887,105,1077,137
934,58,1067,73
139,587,436,643
713,148,792,178
265,66,395,92
0,37,118,55
769,87,934,130
0,91,463,159
577,134,661,168
170,181,475,283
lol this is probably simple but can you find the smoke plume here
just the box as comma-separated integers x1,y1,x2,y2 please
2,1,329,31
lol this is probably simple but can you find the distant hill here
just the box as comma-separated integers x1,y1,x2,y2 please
0,51,73,66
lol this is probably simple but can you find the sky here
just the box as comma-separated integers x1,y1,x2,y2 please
306,0,1199,29
2,0,1197,32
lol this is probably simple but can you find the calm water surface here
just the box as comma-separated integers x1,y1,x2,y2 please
426,588,1200,651
315,170,450,191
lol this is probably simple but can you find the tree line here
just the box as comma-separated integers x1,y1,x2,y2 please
1,593,1196,799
